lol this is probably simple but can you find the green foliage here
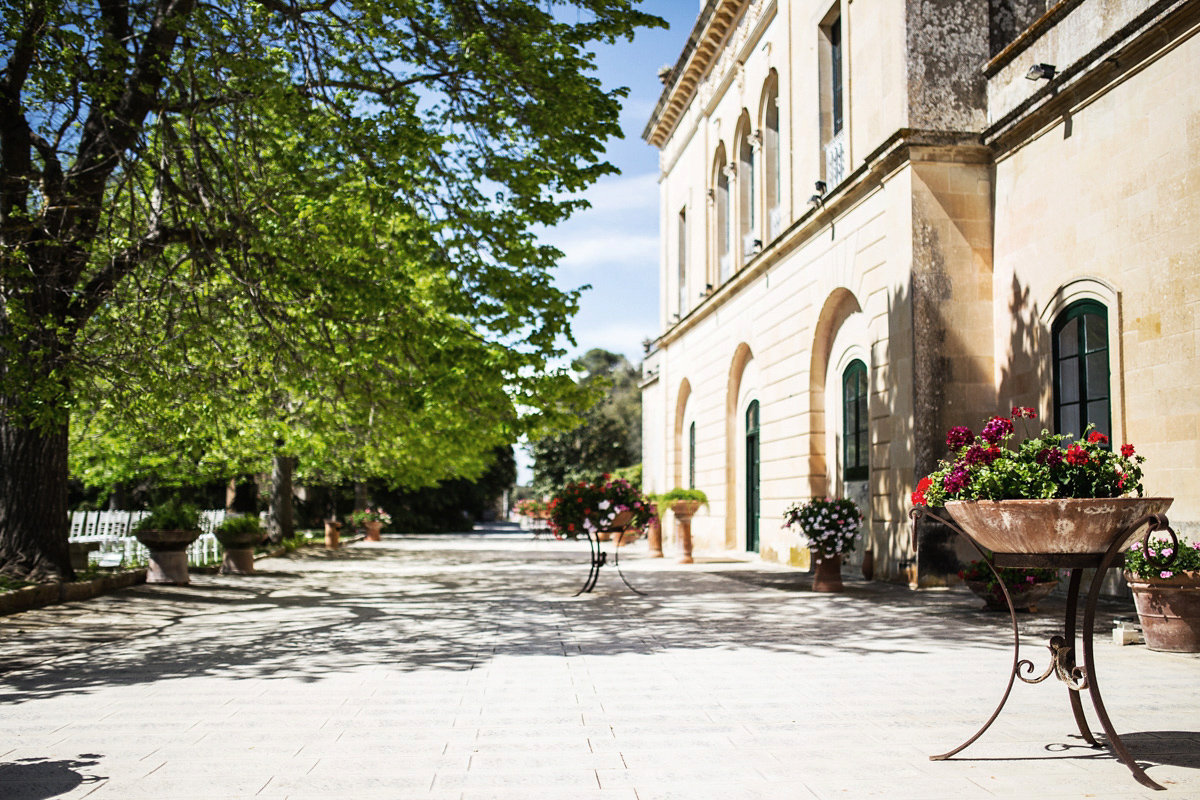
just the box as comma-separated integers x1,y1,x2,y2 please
530,349,642,492
611,463,642,489
1125,536,1200,580
1,0,664,576
958,558,1059,595
133,500,201,533
0,575,33,592
547,476,653,539
349,508,392,526
215,515,264,538
655,488,708,507
914,409,1145,508
782,497,863,557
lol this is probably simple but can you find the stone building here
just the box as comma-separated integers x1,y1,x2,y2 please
639,0,1200,584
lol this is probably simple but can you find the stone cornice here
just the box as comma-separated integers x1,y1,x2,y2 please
643,0,774,149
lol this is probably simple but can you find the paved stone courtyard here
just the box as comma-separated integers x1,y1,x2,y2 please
1,533,1198,799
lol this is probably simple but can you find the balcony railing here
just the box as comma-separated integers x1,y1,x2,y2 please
824,128,846,188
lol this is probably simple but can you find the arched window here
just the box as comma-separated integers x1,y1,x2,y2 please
737,115,757,262
714,147,731,283
688,421,696,490
1053,301,1111,442
745,400,761,552
842,360,868,481
763,74,781,239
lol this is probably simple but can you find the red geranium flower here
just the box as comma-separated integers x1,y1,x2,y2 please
911,476,933,506
1088,431,1109,445
1065,444,1089,466
1121,443,1135,458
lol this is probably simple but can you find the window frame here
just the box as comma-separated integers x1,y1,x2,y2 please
1052,300,1111,444
842,359,868,482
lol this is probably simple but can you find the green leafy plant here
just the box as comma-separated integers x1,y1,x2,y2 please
912,408,1145,508
350,508,392,526
215,515,264,537
655,488,708,507
1124,537,1200,580
782,497,862,557
0,575,33,592
959,558,1059,596
548,475,654,539
133,500,201,533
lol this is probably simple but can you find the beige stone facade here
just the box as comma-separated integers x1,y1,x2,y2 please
641,0,1200,584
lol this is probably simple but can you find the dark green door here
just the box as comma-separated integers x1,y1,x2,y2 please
745,400,760,552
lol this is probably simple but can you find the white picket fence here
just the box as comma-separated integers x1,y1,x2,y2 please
68,509,227,568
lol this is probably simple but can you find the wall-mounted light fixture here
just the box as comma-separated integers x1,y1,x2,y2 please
705,283,714,294
1025,63,1056,81
814,180,827,195
808,194,824,209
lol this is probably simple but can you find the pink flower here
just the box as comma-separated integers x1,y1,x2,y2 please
1160,570,1174,579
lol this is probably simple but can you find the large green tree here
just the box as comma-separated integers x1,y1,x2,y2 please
0,0,662,579
530,347,641,492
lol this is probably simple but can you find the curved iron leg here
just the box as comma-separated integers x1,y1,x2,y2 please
1082,532,1165,791
931,546,1023,761
574,531,601,596
611,540,646,596
1063,569,1098,746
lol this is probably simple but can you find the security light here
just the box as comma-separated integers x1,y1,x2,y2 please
1026,63,1056,81
814,180,827,195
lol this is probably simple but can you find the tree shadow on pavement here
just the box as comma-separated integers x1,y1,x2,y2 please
0,540,1182,713
0,756,106,799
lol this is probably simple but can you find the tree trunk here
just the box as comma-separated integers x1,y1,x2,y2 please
267,455,294,542
354,481,368,511
0,416,72,580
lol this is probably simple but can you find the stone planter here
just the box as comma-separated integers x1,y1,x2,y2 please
811,552,843,592
944,498,1173,554
134,529,202,585
215,529,264,575
1125,570,1200,653
671,500,702,564
965,579,1059,612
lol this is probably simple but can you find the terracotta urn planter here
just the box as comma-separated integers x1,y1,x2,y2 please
134,529,202,585
215,528,264,575
324,520,342,549
811,552,844,592
965,579,1059,612
645,506,663,558
1125,571,1200,652
671,500,702,564
363,520,383,541
944,497,1173,554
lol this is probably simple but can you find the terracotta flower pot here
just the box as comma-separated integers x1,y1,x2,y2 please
944,497,1173,554
363,520,383,541
1125,570,1200,652
324,520,342,549
811,552,843,592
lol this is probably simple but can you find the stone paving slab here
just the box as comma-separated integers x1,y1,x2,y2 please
0,533,1197,799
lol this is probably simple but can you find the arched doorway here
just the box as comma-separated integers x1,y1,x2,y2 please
745,399,760,552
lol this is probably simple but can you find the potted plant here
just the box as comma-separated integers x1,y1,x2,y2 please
655,488,707,563
515,498,549,519
782,497,863,592
214,514,265,575
547,476,654,542
350,507,391,541
912,407,1171,554
133,500,203,585
959,558,1059,612
1123,535,1200,652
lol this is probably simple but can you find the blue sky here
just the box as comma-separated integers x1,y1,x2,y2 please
538,1,701,366
517,2,700,484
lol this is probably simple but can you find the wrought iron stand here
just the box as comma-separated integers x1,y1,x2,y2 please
575,522,645,597
913,507,1181,792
